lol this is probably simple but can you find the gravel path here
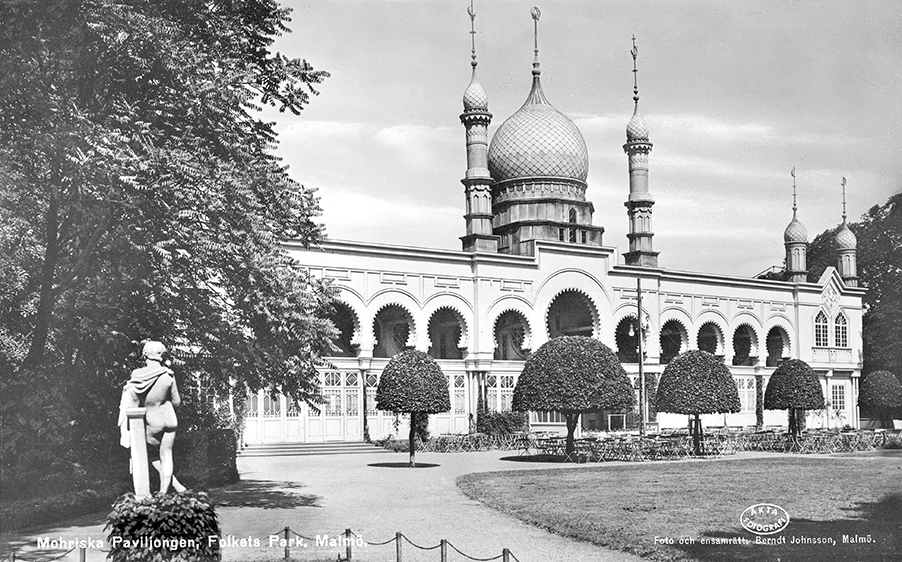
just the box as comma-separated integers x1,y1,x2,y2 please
219,449,644,562
2,449,645,562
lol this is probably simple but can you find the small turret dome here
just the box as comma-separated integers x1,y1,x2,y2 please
783,213,808,244
835,222,857,250
487,75,588,182
626,109,649,142
463,71,488,111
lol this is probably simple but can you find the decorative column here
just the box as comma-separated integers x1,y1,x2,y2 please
784,168,808,283
623,36,658,267
460,2,498,253
835,177,858,286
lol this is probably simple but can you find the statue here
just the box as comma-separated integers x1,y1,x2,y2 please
118,340,186,493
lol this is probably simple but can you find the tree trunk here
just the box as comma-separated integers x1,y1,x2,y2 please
565,413,578,461
408,411,417,468
788,408,797,436
21,185,61,371
692,413,704,456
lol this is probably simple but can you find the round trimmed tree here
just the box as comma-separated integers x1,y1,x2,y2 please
512,336,635,459
376,349,450,467
764,359,824,436
859,371,902,429
655,350,740,454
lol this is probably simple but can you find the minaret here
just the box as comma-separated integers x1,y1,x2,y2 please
835,177,858,286
623,36,658,267
459,1,498,253
783,167,808,283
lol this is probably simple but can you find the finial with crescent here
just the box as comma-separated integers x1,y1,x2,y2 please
531,6,541,21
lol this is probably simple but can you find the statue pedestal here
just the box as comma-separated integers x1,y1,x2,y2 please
126,408,151,498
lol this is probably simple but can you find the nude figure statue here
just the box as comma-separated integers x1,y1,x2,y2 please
118,340,187,493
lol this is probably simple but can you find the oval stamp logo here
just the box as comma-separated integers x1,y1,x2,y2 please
740,504,790,535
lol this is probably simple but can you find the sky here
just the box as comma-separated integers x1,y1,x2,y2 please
261,0,902,276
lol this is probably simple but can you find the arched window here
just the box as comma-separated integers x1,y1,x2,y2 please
697,322,721,355
547,291,596,339
373,305,413,358
615,316,640,363
731,325,758,366
814,311,829,347
834,313,848,348
494,310,529,361
569,207,577,223
659,320,686,364
327,301,358,357
427,308,464,360
765,326,788,367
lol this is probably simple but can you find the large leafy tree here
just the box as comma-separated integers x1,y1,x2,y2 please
512,336,635,459
807,193,902,378
655,350,740,454
763,359,824,436
375,350,451,467
858,370,902,429
0,0,334,491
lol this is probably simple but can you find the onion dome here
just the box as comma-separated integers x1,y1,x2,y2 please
835,221,857,250
487,74,588,182
626,107,649,142
783,212,808,243
463,70,488,111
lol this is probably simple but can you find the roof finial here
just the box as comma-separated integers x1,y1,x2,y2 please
631,35,640,106
841,176,848,222
531,6,541,76
468,0,477,69
791,167,797,213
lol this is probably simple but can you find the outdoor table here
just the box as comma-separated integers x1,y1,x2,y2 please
516,433,537,456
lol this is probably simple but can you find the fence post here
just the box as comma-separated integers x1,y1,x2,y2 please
502,547,510,562
345,528,352,561
79,547,86,562
440,539,447,562
11,552,15,562
283,526,290,561
395,532,402,562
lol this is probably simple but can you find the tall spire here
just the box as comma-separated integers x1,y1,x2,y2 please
623,35,657,267
468,0,478,70
835,176,858,286
460,0,496,253
841,176,848,222
784,167,808,283
531,6,541,76
631,34,640,109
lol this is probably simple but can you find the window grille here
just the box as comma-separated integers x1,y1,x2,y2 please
834,314,848,348
815,311,829,347
831,385,846,411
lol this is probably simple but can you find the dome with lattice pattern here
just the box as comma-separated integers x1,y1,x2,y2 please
783,213,808,243
487,76,588,183
835,222,857,250
463,71,488,111
626,108,649,141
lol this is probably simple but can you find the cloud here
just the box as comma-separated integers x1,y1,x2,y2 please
281,120,368,139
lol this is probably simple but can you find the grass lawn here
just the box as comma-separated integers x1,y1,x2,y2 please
458,455,902,562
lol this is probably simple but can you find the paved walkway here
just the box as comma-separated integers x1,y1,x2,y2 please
2,449,649,562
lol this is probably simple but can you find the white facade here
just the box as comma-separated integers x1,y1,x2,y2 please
240,238,865,443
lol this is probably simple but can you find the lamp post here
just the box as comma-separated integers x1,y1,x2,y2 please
637,277,646,436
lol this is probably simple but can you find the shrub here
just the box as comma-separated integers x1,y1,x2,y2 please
106,491,219,562
764,359,824,436
858,371,902,429
478,411,528,435
513,336,634,458
376,350,450,467
655,350,740,454
173,429,239,489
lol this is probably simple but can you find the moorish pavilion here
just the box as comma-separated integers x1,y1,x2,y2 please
242,6,864,444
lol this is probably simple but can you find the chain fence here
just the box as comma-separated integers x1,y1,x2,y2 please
2,525,520,562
